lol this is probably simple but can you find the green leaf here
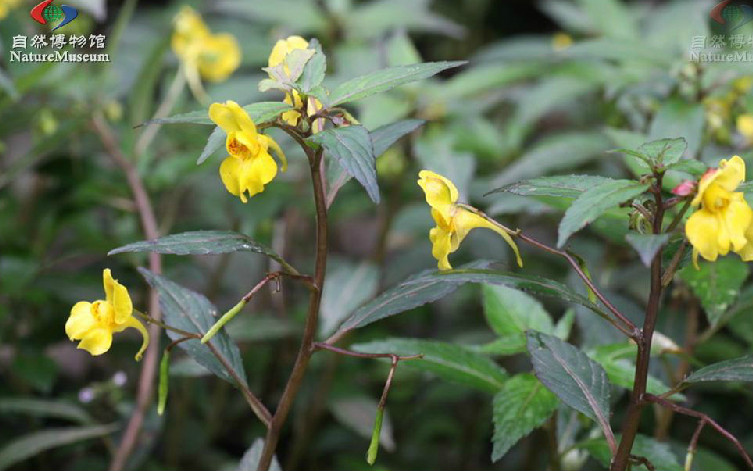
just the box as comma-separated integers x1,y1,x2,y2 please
558,179,650,247
579,434,683,471
239,438,282,471
310,126,379,203
489,175,613,199
491,374,558,461
110,231,296,274
526,332,614,442
637,138,687,165
328,61,466,106
299,38,326,93
553,309,575,340
593,355,677,397
433,269,610,320
333,261,490,338
138,269,247,386
625,233,670,267
0,425,118,471
667,159,706,176
0,399,92,424
141,102,293,126
353,338,508,393
683,355,753,384
197,127,226,164
483,285,553,337
679,258,749,326
371,119,425,157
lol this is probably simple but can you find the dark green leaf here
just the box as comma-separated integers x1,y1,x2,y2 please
371,119,425,157
197,127,226,164
319,261,379,338
0,399,92,424
684,355,753,383
138,269,247,386
333,261,490,337
491,374,558,461
558,179,650,247
579,434,683,471
310,126,379,203
667,159,706,176
110,231,296,274
0,425,118,471
141,102,293,126
527,332,614,442
489,175,612,199
625,233,670,267
328,61,466,106
679,258,749,326
353,338,508,393
649,101,705,157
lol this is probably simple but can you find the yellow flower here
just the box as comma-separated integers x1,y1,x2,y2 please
685,156,753,266
733,76,753,94
172,7,241,99
209,100,287,202
267,35,324,133
65,269,149,359
417,170,522,270
737,114,753,145
552,33,573,51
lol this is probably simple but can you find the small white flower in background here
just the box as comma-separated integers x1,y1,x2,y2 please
112,371,127,386
78,388,95,403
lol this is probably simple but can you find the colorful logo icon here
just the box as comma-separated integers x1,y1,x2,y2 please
30,0,78,31
711,1,753,32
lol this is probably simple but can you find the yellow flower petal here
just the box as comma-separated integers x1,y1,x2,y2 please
724,196,753,252
219,152,278,203
686,208,722,262
429,226,453,270
454,208,523,268
268,35,309,68
77,327,113,356
103,269,132,324
112,317,150,361
715,156,746,192
198,33,241,82
66,302,95,340
209,101,257,138
738,115,753,144
417,170,459,208
259,134,287,172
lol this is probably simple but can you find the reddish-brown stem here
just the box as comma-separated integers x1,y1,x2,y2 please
258,147,328,470
611,181,666,471
312,342,424,362
516,232,638,339
378,356,400,410
93,115,164,471
646,394,753,471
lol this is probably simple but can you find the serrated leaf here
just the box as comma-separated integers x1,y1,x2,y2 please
579,434,683,471
0,399,92,424
683,355,753,384
489,175,613,199
625,233,670,267
679,258,749,326
483,285,553,337
491,374,558,461
109,231,296,274
141,102,293,126
328,61,466,106
558,179,650,247
197,126,226,164
283,47,315,82
138,269,247,386
333,261,490,338
239,438,282,471
527,331,614,444
0,425,118,471
310,126,379,203
300,38,326,93
353,338,508,393
638,137,687,165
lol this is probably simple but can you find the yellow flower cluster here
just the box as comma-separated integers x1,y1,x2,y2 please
65,270,149,359
685,156,753,266
209,100,286,202
172,7,241,98
417,170,522,270
268,36,324,133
